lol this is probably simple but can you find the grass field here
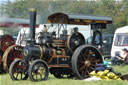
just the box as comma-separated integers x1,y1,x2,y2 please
0,65,128,85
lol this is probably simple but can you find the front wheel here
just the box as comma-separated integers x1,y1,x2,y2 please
72,45,103,79
9,59,28,80
28,59,49,81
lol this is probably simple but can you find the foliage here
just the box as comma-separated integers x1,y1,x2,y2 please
0,27,20,36
0,0,128,35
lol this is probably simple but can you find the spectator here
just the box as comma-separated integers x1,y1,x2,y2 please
111,48,128,65
44,25,48,32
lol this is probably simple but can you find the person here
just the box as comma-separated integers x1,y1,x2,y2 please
44,25,48,32
111,48,128,65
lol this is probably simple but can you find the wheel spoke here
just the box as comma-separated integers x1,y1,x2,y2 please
83,67,87,76
79,53,86,60
86,68,90,75
89,66,95,70
81,70,85,76
40,74,42,80
87,54,91,60
36,75,37,80
91,63,96,67
21,72,22,79
15,72,19,79
92,59,100,64
90,57,95,62
79,65,85,71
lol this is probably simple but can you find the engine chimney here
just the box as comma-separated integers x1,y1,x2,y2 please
29,8,36,43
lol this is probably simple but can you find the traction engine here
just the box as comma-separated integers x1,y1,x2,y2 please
9,9,112,81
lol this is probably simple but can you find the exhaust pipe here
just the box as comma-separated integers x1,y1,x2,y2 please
29,8,36,43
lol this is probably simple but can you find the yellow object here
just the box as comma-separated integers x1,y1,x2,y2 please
114,75,120,79
89,70,122,80
90,71,97,76
97,71,104,76
104,76,110,80
104,70,109,74
107,72,116,79
117,78,122,80
97,70,109,76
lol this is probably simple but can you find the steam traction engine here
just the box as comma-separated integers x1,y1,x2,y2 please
9,9,112,81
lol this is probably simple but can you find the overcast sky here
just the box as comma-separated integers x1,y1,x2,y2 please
0,0,15,3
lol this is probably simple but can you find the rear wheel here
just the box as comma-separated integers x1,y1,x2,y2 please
72,45,103,79
9,59,28,80
28,59,49,81
0,35,15,52
3,45,23,72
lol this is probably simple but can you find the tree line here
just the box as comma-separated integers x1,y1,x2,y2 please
0,0,128,35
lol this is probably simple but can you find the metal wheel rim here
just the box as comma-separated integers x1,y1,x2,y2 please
72,45,103,79
2,45,23,71
30,60,49,81
10,59,28,80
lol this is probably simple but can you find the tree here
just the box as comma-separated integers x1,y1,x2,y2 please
0,0,128,35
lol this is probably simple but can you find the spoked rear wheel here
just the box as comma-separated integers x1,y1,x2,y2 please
9,59,28,80
72,45,103,79
3,45,23,72
28,59,49,81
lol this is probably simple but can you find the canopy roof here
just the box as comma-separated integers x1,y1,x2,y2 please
48,13,112,24
48,13,112,29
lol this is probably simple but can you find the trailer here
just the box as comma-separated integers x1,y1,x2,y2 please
111,26,128,57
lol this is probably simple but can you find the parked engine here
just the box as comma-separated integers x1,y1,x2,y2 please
9,8,112,81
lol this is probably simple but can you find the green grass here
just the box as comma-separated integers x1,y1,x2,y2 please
0,65,128,85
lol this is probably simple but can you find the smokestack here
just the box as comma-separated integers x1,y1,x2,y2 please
29,8,36,43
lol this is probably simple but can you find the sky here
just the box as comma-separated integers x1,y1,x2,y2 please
0,0,15,5
0,0,15,1
0,0,15,4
